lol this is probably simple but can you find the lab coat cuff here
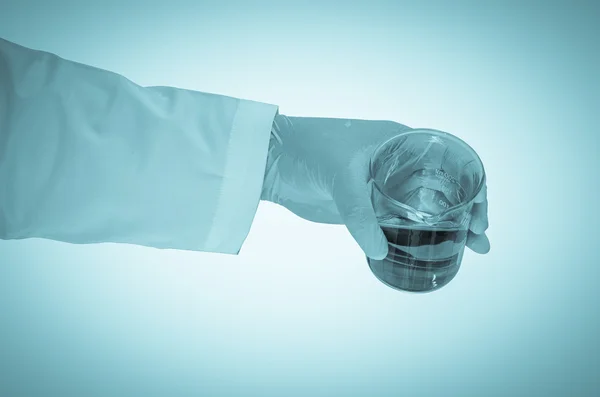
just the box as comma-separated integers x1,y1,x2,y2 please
204,100,279,254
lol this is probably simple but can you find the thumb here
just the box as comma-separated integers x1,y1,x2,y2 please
333,173,389,260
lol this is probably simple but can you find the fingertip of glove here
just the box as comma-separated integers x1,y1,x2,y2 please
368,250,388,261
367,234,389,260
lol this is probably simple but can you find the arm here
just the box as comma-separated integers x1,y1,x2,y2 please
0,38,278,254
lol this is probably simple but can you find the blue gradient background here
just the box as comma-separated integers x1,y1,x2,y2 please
1,1,598,396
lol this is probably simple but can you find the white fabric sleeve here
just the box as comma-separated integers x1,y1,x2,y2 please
0,38,278,255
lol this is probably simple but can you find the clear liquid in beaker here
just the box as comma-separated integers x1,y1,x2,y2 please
370,167,470,292
368,225,467,292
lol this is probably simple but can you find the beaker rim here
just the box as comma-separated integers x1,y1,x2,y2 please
369,128,487,221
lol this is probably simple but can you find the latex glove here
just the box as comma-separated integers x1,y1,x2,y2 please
261,113,490,260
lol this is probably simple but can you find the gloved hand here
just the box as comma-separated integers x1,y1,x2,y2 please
261,113,490,260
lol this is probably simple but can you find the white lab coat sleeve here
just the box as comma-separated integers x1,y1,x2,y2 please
0,38,278,254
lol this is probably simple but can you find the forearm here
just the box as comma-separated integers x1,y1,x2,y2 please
0,38,277,253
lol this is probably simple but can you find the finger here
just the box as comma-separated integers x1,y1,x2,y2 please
469,198,489,234
333,173,389,260
466,231,490,254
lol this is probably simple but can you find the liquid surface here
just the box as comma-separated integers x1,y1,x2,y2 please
382,167,467,217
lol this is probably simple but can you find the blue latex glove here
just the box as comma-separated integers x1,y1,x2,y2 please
261,113,490,260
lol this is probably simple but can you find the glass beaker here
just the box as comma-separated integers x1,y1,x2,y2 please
367,129,486,293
